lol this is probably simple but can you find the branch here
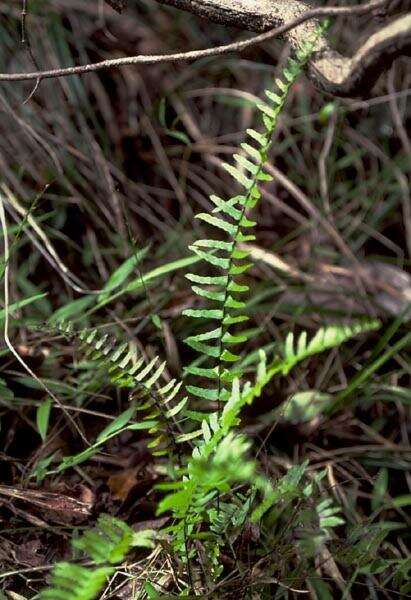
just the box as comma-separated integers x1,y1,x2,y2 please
149,0,411,96
0,0,409,97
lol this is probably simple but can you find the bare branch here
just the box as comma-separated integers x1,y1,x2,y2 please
148,0,411,96
0,0,409,97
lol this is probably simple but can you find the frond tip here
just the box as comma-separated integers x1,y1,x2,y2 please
281,320,381,375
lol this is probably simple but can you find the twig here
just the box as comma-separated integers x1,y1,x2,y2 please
0,0,400,97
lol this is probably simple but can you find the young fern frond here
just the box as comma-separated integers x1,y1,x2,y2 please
184,22,330,408
239,319,381,407
160,320,379,529
281,320,381,375
39,564,114,600
39,515,136,600
57,320,187,458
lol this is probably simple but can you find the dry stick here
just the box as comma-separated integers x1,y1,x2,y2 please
0,0,395,86
152,0,411,95
0,193,88,444
20,0,43,103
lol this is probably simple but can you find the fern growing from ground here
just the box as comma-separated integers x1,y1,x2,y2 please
36,19,388,599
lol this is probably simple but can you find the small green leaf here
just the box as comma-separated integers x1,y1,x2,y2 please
184,366,218,379
96,406,135,443
191,285,225,302
166,397,188,418
36,399,52,442
210,195,242,219
234,154,259,175
229,262,252,275
320,516,345,528
196,213,238,236
186,273,228,286
151,314,162,329
222,163,254,189
241,142,261,162
222,331,248,345
145,581,159,599
246,128,266,146
99,247,149,300
265,90,283,105
372,468,389,511
185,339,220,358
223,314,249,326
221,349,240,362
183,308,224,320
187,386,219,401
189,246,230,269
193,238,233,252
282,391,332,424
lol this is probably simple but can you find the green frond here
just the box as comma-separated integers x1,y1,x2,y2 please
55,320,187,461
239,320,381,408
281,320,380,375
39,563,114,600
73,514,134,565
39,515,136,600
183,30,327,408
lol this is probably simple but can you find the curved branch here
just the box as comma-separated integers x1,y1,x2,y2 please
310,12,411,95
150,0,411,96
0,0,409,97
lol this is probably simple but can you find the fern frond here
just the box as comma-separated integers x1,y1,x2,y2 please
183,22,330,408
39,515,136,600
73,514,134,564
39,563,114,600
240,319,381,408
281,320,381,375
57,320,186,458
158,319,371,559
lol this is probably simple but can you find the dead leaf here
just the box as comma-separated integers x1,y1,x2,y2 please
108,467,140,501
15,540,45,567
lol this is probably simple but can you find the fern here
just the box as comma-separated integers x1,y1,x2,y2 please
55,321,187,461
242,319,381,405
38,515,145,600
34,18,385,599
280,321,381,375
183,22,330,410
154,318,378,571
